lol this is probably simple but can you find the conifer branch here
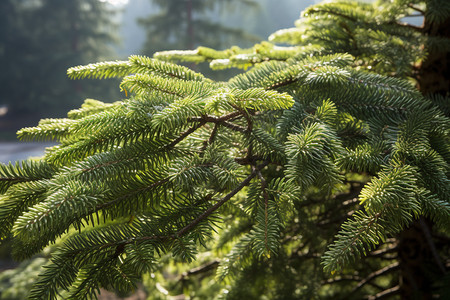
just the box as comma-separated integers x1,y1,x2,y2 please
256,169,269,254
167,120,207,149
188,116,247,133
176,161,269,237
97,162,269,250
95,177,171,211
2,1,449,298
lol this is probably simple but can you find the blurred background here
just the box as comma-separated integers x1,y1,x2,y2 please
0,0,318,162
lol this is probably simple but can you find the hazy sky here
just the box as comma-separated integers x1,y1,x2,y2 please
116,0,316,57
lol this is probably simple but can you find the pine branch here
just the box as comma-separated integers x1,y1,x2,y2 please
167,120,207,149
175,161,269,237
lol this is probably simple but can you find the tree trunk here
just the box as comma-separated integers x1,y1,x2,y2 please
416,18,450,96
398,219,434,299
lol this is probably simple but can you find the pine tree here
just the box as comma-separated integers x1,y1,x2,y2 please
0,0,449,299
139,0,259,54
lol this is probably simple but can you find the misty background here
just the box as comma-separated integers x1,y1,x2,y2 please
0,0,318,163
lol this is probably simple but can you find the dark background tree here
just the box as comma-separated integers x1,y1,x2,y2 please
138,0,259,54
0,0,120,135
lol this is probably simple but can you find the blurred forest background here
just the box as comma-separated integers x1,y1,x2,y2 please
0,0,316,141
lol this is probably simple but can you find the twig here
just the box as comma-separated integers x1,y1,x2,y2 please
407,4,425,14
369,242,399,258
199,123,219,155
167,120,207,149
255,168,269,252
367,285,400,300
349,262,400,296
175,161,269,237
395,22,423,32
419,218,446,274
188,113,247,132
179,259,220,280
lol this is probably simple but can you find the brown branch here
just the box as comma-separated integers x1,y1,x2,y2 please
179,259,220,280
220,121,246,132
167,120,207,149
407,4,425,14
419,218,446,274
199,123,219,154
367,285,400,300
175,161,269,237
188,112,246,133
324,274,385,292
395,21,423,32
216,111,242,122
369,242,399,258
188,112,242,123
256,168,269,252
349,262,400,296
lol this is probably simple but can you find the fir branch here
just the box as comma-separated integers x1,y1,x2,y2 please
256,169,270,257
129,55,207,82
67,60,132,80
175,161,269,237
166,120,207,149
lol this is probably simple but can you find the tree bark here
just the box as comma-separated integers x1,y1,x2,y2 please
398,219,433,299
416,18,450,96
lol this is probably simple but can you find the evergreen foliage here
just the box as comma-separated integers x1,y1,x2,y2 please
0,0,449,299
